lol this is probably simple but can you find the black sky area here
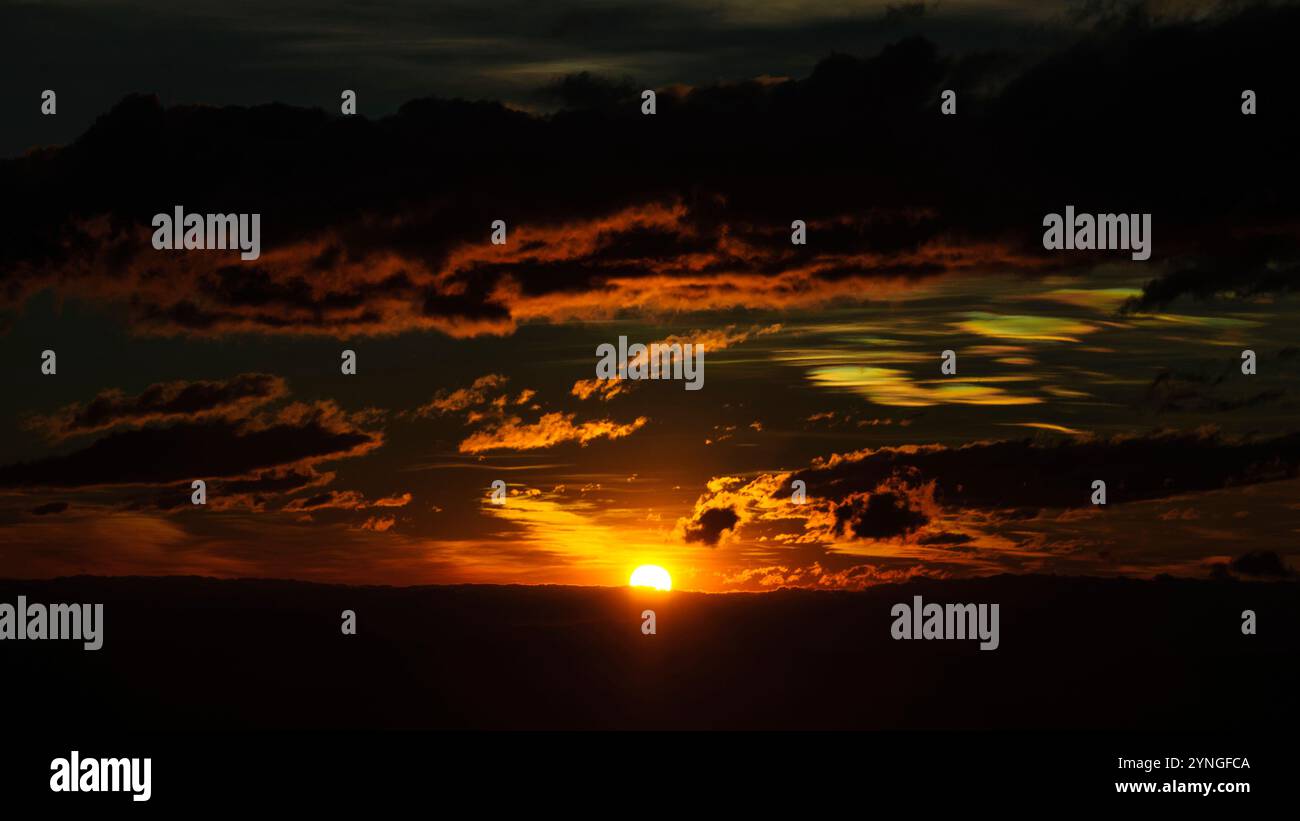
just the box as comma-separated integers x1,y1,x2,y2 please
2,0,1089,157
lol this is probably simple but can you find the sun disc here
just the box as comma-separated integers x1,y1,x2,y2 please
629,565,672,591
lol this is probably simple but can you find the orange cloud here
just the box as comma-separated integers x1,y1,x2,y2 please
571,377,627,401
282,490,412,513
571,323,781,400
458,412,647,453
22,201,1053,341
358,516,397,532
417,374,510,415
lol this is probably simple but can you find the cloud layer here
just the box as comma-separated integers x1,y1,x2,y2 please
679,428,1300,550
3,5,1297,338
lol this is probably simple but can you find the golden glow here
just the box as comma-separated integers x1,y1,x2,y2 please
997,421,1087,435
630,565,672,591
806,365,1042,406
956,312,1098,343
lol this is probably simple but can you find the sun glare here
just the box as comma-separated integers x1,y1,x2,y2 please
629,565,672,591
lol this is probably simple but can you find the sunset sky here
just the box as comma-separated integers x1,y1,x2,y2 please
0,0,1296,591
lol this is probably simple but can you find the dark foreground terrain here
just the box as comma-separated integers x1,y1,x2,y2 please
1,574,1295,731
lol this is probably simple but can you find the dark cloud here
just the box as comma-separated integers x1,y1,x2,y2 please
1141,367,1286,415
28,501,69,516
113,453,342,514
833,490,929,540
683,506,740,546
26,373,287,440
678,426,1300,552
216,467,334,497
1121,261,1300,314
539,72,643,112
0,402,381,489
916,531,975,546
1229,550,1294,579
793,429,1300,511
1,4,1297,337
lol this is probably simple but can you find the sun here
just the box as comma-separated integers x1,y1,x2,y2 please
629,565,672,591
